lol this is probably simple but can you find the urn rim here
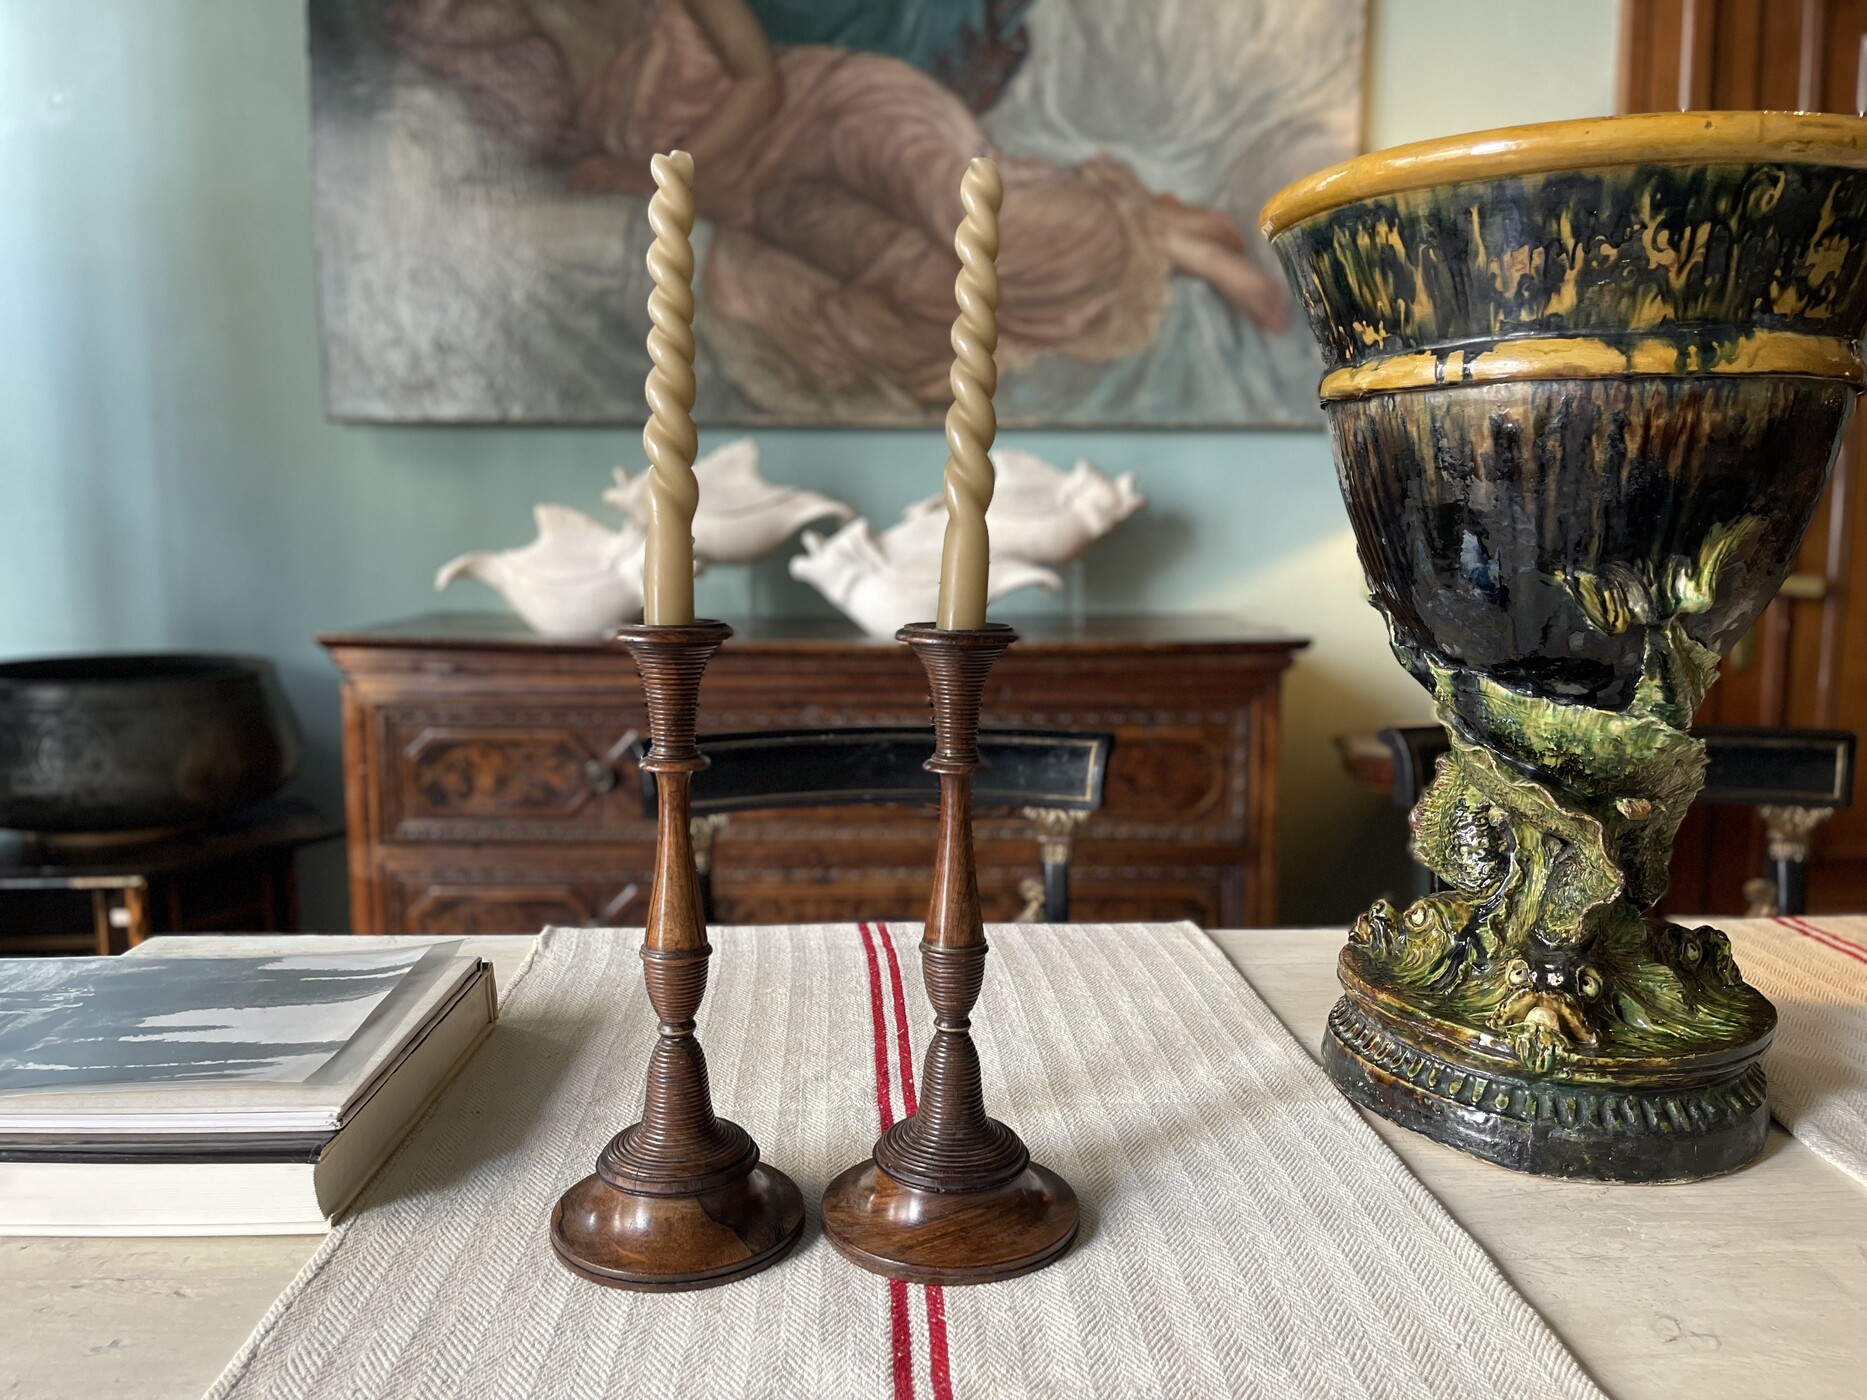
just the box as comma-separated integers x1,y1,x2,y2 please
1259,109,1867,239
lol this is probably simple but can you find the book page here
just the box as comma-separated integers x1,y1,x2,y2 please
0,947,433,1094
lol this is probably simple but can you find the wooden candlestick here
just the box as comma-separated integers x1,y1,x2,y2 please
821,622,1079,1284
551,620,803,1290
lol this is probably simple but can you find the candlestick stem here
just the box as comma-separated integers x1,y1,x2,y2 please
821,622,1078,1284
551,621,802,1290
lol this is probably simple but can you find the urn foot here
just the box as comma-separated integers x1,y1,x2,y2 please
1323,986,1772,1182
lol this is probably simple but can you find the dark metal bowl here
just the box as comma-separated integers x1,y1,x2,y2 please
0,654,302,833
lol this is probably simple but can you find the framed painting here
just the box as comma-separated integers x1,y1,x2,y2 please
308,0,1364,426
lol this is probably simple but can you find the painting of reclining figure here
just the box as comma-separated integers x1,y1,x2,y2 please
309,0,1363,426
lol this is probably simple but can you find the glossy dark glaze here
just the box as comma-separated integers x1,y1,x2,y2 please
1336,376,1846,708
1321,994,1769,1182
1272,159,1867,711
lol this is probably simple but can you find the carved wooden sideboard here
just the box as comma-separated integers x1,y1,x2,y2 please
320,615,1305,932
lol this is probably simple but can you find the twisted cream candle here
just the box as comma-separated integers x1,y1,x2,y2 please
641,150,699,626
934,157,1003,631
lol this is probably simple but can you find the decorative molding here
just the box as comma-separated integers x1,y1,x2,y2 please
1327,998,1768,1135
1759,803,1835,864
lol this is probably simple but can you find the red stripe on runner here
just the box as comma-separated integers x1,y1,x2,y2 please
858,923,899,1133
924,1281,954,1400
889,1279,916,1400
1777,915,1867,967
876,922,920,1117
857,923,915,1400
877,924,955,1400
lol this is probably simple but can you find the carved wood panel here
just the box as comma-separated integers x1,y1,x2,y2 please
404,728,595,818
402,885,595,935
1100,723,1232,822
385,862,651,933
381,706,645,841
325,620,1300,930
1063,876,1226,927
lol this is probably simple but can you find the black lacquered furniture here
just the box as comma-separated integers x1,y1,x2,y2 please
0,798,343,955
636,728,1111,923
1374,726,1856,916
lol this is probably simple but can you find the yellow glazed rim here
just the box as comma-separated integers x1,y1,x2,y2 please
1319,331,1866,401
1260,110,1867,239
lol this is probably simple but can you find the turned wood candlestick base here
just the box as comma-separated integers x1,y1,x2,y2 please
551,620,803,1290
822,623,1079,1285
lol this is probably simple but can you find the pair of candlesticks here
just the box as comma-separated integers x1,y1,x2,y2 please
549,617,1076,1288
548,152,1073,1287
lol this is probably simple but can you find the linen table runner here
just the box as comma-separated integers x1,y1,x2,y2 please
1726,915,1867,1186
208,923,1601,1400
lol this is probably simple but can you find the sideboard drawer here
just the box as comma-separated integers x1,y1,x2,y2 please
377,704,647,843
1096,719,1239,826
377,847,651,933
324,616,1302,930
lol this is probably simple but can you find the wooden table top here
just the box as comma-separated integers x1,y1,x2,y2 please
2,928,1861,1400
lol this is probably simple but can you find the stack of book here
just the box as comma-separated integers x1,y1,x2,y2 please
0,943,496,1234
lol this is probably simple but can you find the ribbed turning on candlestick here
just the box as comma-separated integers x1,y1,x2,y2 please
551,619,802,1289
877,623,1026,1191
821,621,1078,1283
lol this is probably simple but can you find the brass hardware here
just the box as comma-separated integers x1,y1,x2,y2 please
582,728,640,794
1021,806,1089,867
1014,877,1045,923
1759,803,1834,865
1741,877,1779,919
688,813,730,876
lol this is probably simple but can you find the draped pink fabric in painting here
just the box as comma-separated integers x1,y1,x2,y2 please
386,0,1288,411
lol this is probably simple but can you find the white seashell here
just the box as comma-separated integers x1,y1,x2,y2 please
871,509,947,577
605,437,854,565
787,517,1060,639
436,504,662,638
902,449,1145,565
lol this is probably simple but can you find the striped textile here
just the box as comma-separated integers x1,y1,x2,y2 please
207,923,1601,1400
1726,915,1867,1187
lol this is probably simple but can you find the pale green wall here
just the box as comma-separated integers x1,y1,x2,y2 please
0,0,1622,927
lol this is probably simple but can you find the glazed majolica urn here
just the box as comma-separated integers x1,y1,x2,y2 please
1262,112,1867,1180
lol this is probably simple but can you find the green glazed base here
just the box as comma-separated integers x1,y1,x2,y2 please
1323,993,1771,1182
